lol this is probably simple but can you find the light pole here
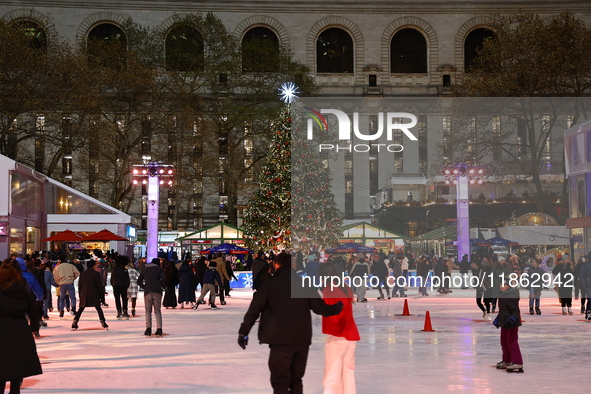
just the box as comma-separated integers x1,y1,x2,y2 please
443,163,484,261
132,163,174,262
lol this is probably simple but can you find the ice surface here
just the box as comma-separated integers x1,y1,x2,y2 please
20,286,590,393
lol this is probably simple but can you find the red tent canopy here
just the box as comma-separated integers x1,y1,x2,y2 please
80,229,127,242
41,230,82,243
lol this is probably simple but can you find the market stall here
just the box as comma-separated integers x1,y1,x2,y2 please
178,222,246,258
339,221,407,254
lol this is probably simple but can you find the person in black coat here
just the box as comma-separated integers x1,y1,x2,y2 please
110,256,131,319
238,252,343,394
177,260,196,308
224,259,238,297
137,258,166,336
416,256,431,296
163,260,179,309
553,258,574,315
194,257,207,292
0,265,43,394
72,260,108,330
370,255,390,299
459,254,470,289
493,283,523,372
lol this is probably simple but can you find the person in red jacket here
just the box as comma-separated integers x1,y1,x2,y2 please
319,261,360,394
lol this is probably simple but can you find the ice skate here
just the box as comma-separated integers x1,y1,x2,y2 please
496,361,509,369
586,311,591,320
59,310,64,319
535,307,541,315
568,307,573,315
506,363,524,373
193,303,199,310
482,311,487,320
71,321,79,331
377,295,384,300
144,327,151,336
211,304,218,310
562,306,567,315
221,300,227,305
529,307,534,315
581,306,585,314
132,309,136,317
154,328,163,336
101,320,109,330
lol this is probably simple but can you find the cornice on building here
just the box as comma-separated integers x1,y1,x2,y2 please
1,0,590,14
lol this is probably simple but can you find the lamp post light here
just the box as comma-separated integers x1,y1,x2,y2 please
132,162,174,262
442,163,484,261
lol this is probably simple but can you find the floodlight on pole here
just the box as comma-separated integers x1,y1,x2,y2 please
131,162,174,261
441,163,486,261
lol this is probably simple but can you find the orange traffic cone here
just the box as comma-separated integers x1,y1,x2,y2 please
401,299,411,316
421,311,435,332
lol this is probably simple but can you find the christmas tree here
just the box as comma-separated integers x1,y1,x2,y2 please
242,110,292,249
291,112,343,250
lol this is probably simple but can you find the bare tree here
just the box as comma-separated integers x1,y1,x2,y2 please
452,12,591,221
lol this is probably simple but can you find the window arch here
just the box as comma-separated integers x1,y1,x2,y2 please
390,28,427,74
87,23,127,68
316,28,354,74
464,28,495,72
13,20,47,51
242,26,280,73
166,24,204,72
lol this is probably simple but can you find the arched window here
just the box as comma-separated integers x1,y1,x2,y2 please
464,28,495,72
242,27,279,73
87,23,127,68
166,24,204,72
390,28,427,73
14,20,47,51
316,28,354,74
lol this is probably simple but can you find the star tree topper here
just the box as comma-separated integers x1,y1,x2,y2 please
279,82,299,104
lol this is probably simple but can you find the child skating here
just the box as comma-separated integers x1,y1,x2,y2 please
493,281,524,373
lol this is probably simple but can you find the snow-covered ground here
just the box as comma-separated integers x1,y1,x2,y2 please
19,287,590,393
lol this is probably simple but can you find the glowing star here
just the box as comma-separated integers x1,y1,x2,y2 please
279,82,299,104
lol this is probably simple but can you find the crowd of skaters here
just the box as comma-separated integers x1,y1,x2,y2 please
4,244,591,393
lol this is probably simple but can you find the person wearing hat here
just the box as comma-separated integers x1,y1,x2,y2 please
71,260,108,331
137,258,166,336
194,261,223,309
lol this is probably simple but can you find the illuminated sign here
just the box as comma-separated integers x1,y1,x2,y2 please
0,222,7,236
127,226,136,238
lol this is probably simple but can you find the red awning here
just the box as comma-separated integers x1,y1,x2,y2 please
41,230,82,243
80,229,127,242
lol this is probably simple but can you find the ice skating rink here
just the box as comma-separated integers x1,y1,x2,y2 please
23,288,589,393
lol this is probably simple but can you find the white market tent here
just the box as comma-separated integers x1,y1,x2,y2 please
0,153,136,256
